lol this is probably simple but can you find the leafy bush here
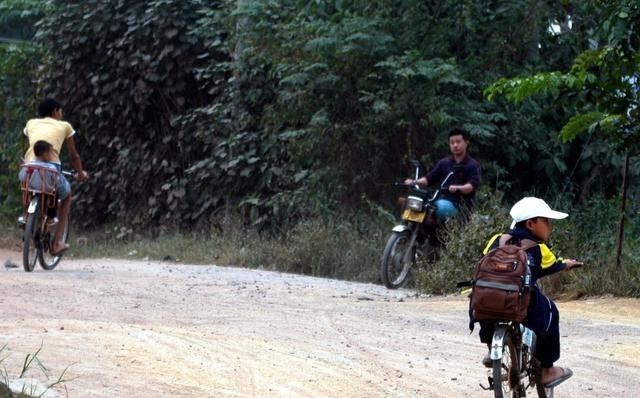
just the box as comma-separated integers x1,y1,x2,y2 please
35,0,219,227
243,218,384,281
416,193,640,298
551,195,640,297
28,0,625,231
0,43,43,217
415,191,510,294
0,0,48,40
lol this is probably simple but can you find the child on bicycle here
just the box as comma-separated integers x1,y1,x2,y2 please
19,140,61,194
475,197,583,389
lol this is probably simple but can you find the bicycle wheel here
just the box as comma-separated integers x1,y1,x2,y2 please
22,207,40,272
492,331,520,398
38,216,69,270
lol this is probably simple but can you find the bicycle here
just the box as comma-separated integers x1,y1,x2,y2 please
483,321,553,398
19,165,74,272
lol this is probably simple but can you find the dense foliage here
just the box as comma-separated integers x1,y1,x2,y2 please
0,1,638,290
0,0,47,41
486,0,639,152
26,0,636,230
0,0,48,216
418,191,640,296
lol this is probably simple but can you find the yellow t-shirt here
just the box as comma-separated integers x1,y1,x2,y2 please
23,117,76,164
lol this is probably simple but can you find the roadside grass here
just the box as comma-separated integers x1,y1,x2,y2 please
414,197,510,294
1,194,638,296
0,342,73,397
0,216,386,283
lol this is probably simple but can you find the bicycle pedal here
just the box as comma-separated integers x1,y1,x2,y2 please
480,378,493,391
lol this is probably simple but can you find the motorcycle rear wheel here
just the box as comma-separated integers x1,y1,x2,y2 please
380,230,414,289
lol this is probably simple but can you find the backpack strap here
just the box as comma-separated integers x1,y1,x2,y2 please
498,234,538,251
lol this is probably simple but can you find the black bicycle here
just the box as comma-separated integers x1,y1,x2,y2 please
484,321,553,398
20,166,73,272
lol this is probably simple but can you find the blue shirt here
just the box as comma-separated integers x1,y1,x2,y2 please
426,154,481,206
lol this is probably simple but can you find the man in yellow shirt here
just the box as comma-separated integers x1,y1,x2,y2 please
23,98,88,255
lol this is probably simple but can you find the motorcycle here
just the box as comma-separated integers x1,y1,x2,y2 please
379,161,461,289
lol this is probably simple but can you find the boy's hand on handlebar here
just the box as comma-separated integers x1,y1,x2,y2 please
564,259,584,270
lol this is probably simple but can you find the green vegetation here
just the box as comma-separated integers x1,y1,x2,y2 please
418,193,640,297
0,0,638,297
68,214,384,282
0,342,71,397
0,0,47,216
28,0,637,229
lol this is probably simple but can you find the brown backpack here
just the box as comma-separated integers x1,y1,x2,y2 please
470,234,537,322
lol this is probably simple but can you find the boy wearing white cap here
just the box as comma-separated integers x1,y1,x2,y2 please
477,197,583,389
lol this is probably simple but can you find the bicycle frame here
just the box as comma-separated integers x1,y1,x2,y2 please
486,321,551,398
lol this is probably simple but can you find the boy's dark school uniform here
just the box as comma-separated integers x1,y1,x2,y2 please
475,226,568,367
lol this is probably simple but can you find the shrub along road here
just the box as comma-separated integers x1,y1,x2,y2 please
0,249,638,397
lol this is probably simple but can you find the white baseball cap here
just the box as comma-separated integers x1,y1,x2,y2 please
509,197,568,229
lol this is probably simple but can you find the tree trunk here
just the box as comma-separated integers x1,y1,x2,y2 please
615,152,630,267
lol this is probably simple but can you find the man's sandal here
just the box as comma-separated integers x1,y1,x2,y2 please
543,367,573,389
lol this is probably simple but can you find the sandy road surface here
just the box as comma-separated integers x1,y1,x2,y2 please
0,249,638,397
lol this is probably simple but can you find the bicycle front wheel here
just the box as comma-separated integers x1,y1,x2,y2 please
492,331,520,398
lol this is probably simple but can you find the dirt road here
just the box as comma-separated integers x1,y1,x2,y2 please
0,249,638,397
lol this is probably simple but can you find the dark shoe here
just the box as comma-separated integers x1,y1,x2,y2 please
543,367,573,388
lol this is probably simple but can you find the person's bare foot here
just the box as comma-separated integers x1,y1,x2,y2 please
51,242,69,256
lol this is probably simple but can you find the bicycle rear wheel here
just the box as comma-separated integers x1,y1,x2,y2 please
22,208,39,272
492,331,519,398
38,217,68,270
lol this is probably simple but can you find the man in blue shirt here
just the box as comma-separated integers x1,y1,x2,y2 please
405,127,482,217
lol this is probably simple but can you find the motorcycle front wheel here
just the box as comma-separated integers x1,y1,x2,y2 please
380,230,415,289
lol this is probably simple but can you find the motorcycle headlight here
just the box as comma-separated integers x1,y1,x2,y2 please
406,196,424,211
